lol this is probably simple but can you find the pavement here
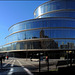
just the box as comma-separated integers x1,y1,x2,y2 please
0,57,75,75
0,57,39,75
0,57,53,75
0,58,57,74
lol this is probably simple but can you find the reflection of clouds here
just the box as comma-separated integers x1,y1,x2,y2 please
38,7,42,16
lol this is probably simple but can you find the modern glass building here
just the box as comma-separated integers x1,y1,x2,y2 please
0,0,75,57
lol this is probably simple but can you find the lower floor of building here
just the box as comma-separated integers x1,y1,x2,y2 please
1,50,75,59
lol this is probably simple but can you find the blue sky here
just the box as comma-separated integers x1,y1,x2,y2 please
0,1,48,46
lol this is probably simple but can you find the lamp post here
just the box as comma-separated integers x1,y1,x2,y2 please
66,51,72,67
39,52,41,72
69,51,72,67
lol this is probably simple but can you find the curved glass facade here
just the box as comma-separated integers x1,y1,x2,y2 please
38,11,75,18
34,0,75,18
8,18,75,34
6,27,75,43
1,0,75,52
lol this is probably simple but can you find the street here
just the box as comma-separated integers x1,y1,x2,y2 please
0,58,39,75
0,57,69,75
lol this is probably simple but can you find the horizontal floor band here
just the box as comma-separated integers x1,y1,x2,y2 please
35,9,75,18
5,27,75,39
1,38,75,47
0,49,75,53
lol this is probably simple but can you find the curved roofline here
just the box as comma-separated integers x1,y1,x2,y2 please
35,9,75,18
8,18,40,31
33,0,75,15
8,17,75,31
33,0,53,15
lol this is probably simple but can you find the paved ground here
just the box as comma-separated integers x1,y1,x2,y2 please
0,57,54,75
0,57,73,75
0,57,40,75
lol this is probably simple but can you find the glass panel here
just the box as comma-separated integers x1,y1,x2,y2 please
34,0,75,18
8,18,75,35
16,42,20,50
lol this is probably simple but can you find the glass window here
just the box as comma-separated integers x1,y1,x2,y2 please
8,18,75,34
16,42,20,50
